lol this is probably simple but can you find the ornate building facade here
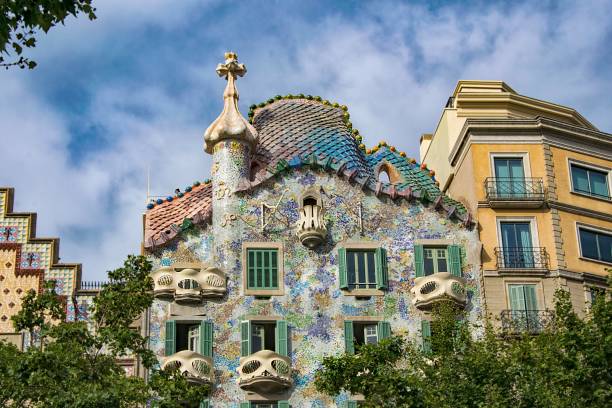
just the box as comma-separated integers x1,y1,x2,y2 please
420,81,611,333
142,54,484,407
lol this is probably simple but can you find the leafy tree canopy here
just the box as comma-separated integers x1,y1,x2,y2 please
0,0,96,69
0,255,209,408
315,279,611,408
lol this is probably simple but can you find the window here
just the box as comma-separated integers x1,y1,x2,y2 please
338,246,388,293
247,249,278,289
344,320,391,354
499,221,541,269
507,284,541,332
243,243,284,296
494,157,526,197
578,227,612,263
414,244,462,277
590,287,606,305
164,320,213,357
240,320,288,357
344,402,360,408
571,163,610,199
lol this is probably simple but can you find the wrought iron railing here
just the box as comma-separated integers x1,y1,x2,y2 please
494,247,548,269
500,310,554,334
485,177,545,201
78,281,107,290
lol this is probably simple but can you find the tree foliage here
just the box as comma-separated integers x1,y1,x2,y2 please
0,255,209,407
0,0,96,69
315,281,611,408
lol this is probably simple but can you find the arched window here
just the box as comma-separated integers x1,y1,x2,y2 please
378,169,391,183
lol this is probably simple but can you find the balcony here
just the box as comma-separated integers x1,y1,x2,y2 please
296,204,327,248
161,350,214,385
238,350,292,393
500,310,554,334
494,247,548,274
152,263,227,303
411,272,467,310
484,177,545,208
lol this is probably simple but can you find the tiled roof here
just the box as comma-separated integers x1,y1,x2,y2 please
144,183,212,249
143,97,471,250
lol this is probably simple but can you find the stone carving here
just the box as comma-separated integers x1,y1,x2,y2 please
238,349,292,393
204,52,258,153
162,350,214,385
152,263,226,303
297,203,327,248
410,272,467,310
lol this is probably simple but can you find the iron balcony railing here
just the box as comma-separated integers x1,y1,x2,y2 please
500,310,554,334
485,177,545,201
78,281,108,291
494,247,548,270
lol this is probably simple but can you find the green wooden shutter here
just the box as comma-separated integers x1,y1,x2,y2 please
239,403,251,408
199,400,209,408
275,320,288,356
338,247,348,290
344,320,354,354
164,320,176,356
240,321,251,357
448,245,462,277
278,401,290,408
377,321,391,340
345,401,358,408
421,320,432,353
200,321,213,357
414,244,425,277
375,247,388,290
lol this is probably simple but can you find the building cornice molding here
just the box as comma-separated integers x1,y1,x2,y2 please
449,117,612,167
548,200,612,223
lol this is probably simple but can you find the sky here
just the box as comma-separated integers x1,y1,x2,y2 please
1,0,611,280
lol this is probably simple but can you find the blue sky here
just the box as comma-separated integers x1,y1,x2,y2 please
1,0,611,280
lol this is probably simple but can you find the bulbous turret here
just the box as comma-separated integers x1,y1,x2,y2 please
204,52,258,154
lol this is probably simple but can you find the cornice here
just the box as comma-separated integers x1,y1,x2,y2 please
548,200,612,223
449,117,612,166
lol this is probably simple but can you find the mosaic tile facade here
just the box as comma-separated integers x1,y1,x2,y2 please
0,188,81,341
146,169,482,407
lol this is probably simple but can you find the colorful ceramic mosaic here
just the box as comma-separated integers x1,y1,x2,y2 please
0,188,81,337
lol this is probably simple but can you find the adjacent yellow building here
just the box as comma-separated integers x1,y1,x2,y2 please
420,81,611,328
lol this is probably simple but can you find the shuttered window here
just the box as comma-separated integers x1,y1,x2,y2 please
247,248,279,289
338,247,388,291
200,321,213,357
414,244,462,277
345,320,391,354
241,320,288,356
165,320,176,356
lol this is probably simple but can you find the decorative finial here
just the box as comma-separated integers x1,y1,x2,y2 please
204,52,258,154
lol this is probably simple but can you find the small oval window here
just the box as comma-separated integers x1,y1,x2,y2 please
378,169,391,183
177,279,200,290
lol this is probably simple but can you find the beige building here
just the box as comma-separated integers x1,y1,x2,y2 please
421,81,611,330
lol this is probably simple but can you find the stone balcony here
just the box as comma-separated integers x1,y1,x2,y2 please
411,272,467,310
296,204,327,248
238,350,293,393
161,350,214,385
151,263,227,303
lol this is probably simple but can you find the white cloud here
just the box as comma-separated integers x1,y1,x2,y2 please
1,0,611,279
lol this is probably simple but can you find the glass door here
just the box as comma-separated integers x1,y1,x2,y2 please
508,284,539,331
500,222,534,268
494,158,526,198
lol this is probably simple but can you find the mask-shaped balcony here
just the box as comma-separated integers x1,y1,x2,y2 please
411,272,467,310
152,263,227,303
238,350,293,393
161,350,214,385
296,203,327,249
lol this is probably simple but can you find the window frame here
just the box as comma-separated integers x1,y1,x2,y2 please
489,152,532,178
344,318,391,354
414,239,462,278
338,242,388,296
242,242,285,296
495,217,539,249
423,247,449,275
576,223,612,265
568,159,611,201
